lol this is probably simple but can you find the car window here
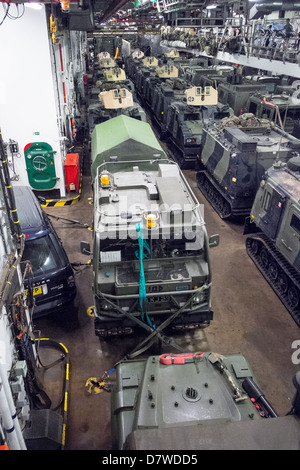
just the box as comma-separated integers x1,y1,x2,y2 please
21,235,62,275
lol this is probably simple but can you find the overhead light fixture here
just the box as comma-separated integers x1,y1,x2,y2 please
206,4,217,9
25,2,43,9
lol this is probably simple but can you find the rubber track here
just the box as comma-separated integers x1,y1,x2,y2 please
246,233,300,327
196,170,233,220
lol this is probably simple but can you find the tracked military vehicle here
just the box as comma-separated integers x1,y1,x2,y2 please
151,77,189,139
164,49,180,59
93,57,118,82
93,66,126,86
166,86,232,169
245,157,300,326
89,77,136,105
183,65,234,87
125,49,145,80
245,92,300,139
111,352,300,450
196,114,300,219
87,87,146,134
97,51,111,60
81,115,219,338
177,57,209,79
217,74,269,116
133,57,160,100
98,57,116,69
142,56,159,68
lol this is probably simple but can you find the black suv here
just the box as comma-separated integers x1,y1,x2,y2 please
13,185,76,317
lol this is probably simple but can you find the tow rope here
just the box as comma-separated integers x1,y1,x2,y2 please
136,222,153,327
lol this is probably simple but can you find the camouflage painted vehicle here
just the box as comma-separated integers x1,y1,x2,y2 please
125,50,146,80
135,66,156,101
98,57,116,69
94,65,127,85
177,57,209,79
196,114,300,219
142,56,159,68
125,56,142,81
81,115,219,337
111,352,300,450
164,49,180,58
97,51,111,60
244,92,300,139
89,77,136,105
136,63,180,109
217,74,268,116
244,156,300,326
166,86,232,169
151,78,189,139
87,87,146,134
183,65,234,87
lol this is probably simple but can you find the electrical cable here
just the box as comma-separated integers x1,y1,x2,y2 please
0,2,10,26
5,2,25,20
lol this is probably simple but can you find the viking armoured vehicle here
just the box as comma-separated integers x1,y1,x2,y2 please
111,352,300,450
217,74,269,116
98,57,116,69
183,65,234,87
166,86,232,169
151,78,189,139
196,114,300,219
125,49,145,80
245,92,300,139
245,156,300,326
94,65,127,86
87,87,146,134
81,115,219,337
136,63,179,107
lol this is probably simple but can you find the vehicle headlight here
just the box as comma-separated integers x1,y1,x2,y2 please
192,294,204,305
100,300,110,310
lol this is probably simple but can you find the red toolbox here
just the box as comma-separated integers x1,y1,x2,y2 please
64,153,80,192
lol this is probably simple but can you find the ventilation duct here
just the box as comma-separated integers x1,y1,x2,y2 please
249,1,300,20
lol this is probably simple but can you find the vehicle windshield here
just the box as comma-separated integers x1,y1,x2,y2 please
184,113,201,121
21,235,62,276
99,233,204,263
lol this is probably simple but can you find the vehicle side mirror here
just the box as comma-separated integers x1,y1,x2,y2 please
37,195,47,205
80,241,91,255
209,234,219,248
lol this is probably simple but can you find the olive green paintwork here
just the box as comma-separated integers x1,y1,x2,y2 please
250,158,300,268
91,115,167,180
110,352,300,450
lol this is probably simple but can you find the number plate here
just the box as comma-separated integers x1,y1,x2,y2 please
26,285,47,296
147,296,170,303
32,286,43,296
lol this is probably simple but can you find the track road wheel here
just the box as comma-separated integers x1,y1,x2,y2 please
268,260,278,282
288,286,300,309
278,271,288,294
260,247,269,268
250,239,259,256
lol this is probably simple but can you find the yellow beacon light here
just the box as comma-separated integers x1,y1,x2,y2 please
147,213,157,228
101,174,110,186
